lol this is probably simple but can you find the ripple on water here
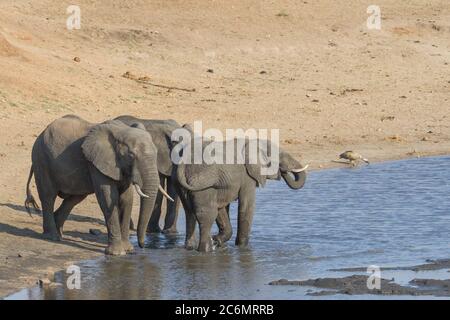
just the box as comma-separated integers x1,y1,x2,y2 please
6,156,450,299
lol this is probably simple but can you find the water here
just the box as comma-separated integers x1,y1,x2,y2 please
6,156,450,299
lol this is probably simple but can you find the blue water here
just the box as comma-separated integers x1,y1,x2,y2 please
6,156,450,299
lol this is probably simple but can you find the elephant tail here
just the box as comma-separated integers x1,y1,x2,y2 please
24,166,40,217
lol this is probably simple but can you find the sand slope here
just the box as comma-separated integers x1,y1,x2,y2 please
0,0,449,297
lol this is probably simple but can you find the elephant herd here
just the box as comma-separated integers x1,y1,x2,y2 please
24,115,308,255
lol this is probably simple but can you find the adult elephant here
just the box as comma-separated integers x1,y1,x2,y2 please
175,137,308,252
24,115,171,255
115,115,181,234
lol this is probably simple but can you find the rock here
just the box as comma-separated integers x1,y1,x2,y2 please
89,228,102,236
207,69,214,73
73,57,81,62
259,70,267,74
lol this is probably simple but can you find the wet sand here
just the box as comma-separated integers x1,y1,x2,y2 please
270,259,450,297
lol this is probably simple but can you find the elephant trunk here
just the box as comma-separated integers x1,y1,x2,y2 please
176,163,216,191
281,166,307,190
136,158,159,248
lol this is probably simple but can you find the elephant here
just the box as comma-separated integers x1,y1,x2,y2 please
24,115,172,255
114,115,182,234
174,136,308,252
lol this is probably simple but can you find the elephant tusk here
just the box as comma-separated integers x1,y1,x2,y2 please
159,185,175,202
134,184,150,198
291,164,309,173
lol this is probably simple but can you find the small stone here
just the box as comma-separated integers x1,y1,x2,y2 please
207,69,214,73
259,70,267,74
89,228,102,236
73,57,81,62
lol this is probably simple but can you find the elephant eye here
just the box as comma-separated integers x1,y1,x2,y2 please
129,152,137,160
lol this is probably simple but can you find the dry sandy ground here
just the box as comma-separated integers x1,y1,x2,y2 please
0,0,449,297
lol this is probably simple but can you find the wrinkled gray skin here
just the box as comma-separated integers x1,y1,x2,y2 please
175,135,307,252
115,115,181,234
24,115,160,255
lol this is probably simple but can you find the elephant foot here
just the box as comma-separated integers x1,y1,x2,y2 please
42,231,62,242
146,225,162,234
122,240,134,254
105,243,126,256
162,227,178,235
197,239,214,252
235,237,249,247
55,226,64,239
212,233,232,247
212,235,224,247
185,239,196,250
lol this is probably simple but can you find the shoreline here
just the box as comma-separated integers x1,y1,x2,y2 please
2,149,450,299
1,0,449,300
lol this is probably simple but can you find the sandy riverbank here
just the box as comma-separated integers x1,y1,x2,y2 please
1,0,449,297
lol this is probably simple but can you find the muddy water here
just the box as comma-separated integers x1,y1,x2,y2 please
6,156,450,299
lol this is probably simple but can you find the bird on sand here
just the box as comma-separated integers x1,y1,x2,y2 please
338,151,369,166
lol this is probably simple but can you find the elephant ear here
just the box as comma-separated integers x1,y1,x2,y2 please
82,122,122,181
243,139,267,187
155,133,173,176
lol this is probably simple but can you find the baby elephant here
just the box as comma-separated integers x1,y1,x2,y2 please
24,115,171,255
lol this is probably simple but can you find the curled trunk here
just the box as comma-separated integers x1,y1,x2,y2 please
281,170,306,190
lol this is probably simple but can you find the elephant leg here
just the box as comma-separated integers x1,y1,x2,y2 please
34,170,59,240
119,184,134,253
197,208,217,252
213,205,232,247
235,185,256,247
90,167,125,256
54,194,87,238
176,185,196,250
185,207,197,250
162,176,179,234
147,174,164,233
40,196,58,241
129,218,136,231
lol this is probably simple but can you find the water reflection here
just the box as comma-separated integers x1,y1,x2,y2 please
6,156,450,299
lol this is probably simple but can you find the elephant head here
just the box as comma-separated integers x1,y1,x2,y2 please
176,138,307,191
81,120,162,248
